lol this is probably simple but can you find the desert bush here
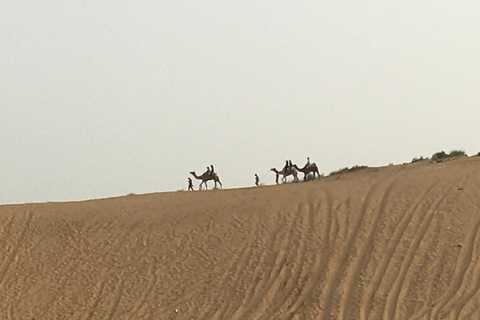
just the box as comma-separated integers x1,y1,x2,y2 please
330,167,349,175
411,156,428,163
330,165,367,176
350,165,368,172
432,151,448,161
432,150,466,162
448,150,467,157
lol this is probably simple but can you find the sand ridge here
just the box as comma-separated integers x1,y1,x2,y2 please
1,157,480,319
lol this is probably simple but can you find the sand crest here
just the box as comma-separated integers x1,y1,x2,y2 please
1,157,480,319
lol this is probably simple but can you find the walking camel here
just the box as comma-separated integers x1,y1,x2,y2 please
292,163,321,181
190,171,222,190
270,167,299,184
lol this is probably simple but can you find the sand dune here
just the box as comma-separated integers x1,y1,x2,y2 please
1,157,480,319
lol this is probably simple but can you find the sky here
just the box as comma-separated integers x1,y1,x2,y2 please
1,1,480,204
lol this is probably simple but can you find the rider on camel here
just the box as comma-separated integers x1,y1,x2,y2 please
283,160,289,174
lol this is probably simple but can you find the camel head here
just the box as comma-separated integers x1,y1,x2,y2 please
189,171,195,176
270,168,277,172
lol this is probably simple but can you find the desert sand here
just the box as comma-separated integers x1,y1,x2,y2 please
1,156,480,319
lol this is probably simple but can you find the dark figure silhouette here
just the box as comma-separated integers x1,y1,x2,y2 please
188,177,194,191
283,160,289,172
255,174,259,187
210,165,215,174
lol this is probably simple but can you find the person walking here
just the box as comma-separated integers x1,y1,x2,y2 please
255,174,259,187
188,177,194,191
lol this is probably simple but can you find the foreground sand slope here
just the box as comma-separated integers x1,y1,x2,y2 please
1,157,480,319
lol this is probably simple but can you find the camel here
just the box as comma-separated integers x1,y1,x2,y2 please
292,163,321,181
271,167,298,184
190,171,222,190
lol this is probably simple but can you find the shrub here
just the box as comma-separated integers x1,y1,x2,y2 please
448,150,466,157
350,165,368,172
330,165,367,176
432,151,448,161
411,156,428,163
330,167,349,175
432,150,467,162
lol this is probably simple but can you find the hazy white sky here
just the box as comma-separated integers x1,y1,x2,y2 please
1,1,479,204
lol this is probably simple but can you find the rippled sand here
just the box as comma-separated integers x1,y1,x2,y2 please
1,156,480,319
